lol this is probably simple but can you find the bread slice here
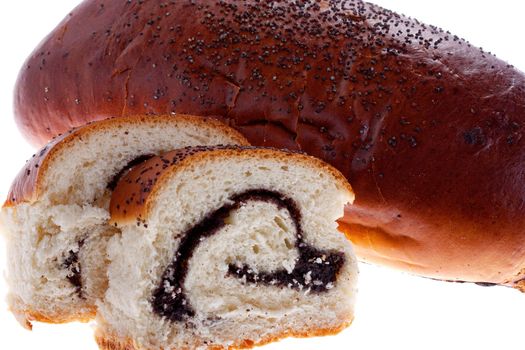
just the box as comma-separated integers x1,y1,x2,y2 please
96,146,357,349
1,115,248,328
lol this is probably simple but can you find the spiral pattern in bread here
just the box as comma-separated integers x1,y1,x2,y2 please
97,146,358,349
1,115,248,328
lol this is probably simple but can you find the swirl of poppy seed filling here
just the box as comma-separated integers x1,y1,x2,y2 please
152,189,346,322
62,239,85,299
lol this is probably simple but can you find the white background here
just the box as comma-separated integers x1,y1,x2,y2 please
1,1,525,349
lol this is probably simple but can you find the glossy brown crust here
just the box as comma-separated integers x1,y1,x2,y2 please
95,319,353,350
3,115,248,207
13,0,525,286
110,146,353,225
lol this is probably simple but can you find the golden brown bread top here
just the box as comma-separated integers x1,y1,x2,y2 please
3,115,248,207
110,146,353,225
12,0,525,286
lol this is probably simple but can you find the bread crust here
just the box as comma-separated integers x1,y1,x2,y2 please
10,306,96,330
95,318,353,350
3,115,248,207
12,0,525,287
8,293,97,329
109,146,354,225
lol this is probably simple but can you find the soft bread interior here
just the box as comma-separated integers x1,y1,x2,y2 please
99,151,357,349
1,118,246,324
3,203,111,323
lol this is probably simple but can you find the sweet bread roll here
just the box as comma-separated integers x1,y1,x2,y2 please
1,115,248,328
13,0,525,288
97,146,357,349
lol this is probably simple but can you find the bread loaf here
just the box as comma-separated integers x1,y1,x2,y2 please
1,115,248,328
97,146,357,349
13,0,525,288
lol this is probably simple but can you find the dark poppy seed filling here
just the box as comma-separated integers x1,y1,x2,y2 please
107,154,156,191
62,239,85,299
152,189,346,322
228,245,345,293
